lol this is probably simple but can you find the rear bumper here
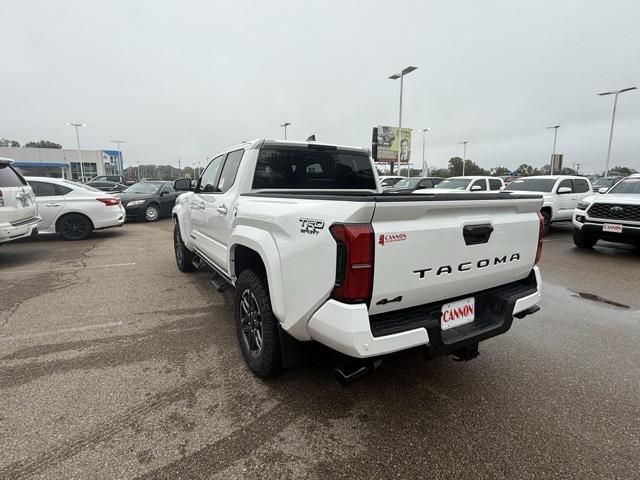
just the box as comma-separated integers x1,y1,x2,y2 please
308,267,541,359
0,216,41,244
93,205,126,229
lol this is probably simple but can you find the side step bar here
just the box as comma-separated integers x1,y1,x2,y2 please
191,254,233,292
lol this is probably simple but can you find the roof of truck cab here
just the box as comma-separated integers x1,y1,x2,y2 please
212,139,371,156
0,157,15,164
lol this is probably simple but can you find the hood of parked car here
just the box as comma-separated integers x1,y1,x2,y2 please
587,193,640,204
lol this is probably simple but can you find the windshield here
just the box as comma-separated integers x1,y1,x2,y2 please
434,178,471,190
63,180,101,192
393,178,421,189
125,182,162,194
592,178,617,188
505,178,556,192
608,177,640,194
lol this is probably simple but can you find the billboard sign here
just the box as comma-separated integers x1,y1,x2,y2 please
372,126,412,163
552,154,563,172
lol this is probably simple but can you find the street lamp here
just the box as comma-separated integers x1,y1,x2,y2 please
388,66,418,174
458,141,468,176
598,87,637,177
546,126,560,175
420,128,432,176
65,122,86,181
109,139,126,176
280,122,292,140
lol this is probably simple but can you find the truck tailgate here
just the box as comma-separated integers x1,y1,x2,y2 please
369,195,542,315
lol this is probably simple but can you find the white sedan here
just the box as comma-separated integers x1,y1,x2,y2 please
25,176,125,240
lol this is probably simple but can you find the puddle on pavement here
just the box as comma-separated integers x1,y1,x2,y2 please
570,291,631,309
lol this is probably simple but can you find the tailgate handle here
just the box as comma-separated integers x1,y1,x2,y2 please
463,224,494,245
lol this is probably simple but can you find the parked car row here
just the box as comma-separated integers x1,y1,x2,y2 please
1,157,185,244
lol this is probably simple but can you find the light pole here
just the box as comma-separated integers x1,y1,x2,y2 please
66,122,86,181
420,128,432,176
547,125,560,175
459,141,468,176
598,87,637,177
109,140,126,176
280,122,292,140
388,66,418,175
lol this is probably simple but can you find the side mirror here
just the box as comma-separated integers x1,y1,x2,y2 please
173,178,193,191
598,187,608,194
557,186,572,194
470,185,482,191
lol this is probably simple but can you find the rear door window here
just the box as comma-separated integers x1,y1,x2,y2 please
253,148,376,190
0,165,27,187
489,179,503,190
572,179,590,193
29,181,57,196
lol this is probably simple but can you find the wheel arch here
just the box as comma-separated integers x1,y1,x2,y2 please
229,227,285,323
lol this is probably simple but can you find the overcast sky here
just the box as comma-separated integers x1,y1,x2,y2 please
2,0,639,173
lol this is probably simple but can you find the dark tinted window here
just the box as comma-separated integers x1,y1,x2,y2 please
30,181,57,196
489,179,503,190
198,155,225,193
573,179,589,193
106,176,121,182
55,185,72,195
418,180,432,188
557,179,573,192
253,149,376,190
505,178,556,192
218,149,244,193
162,183,175,193
0,165,27,187
471,179,487,191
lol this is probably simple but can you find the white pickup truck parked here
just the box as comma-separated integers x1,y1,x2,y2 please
172,140,544,383
504,175,592,234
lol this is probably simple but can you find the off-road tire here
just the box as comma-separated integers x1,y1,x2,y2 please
235,270,282,377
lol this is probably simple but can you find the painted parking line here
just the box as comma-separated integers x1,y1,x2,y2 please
5,262,137,275
0,321,124,342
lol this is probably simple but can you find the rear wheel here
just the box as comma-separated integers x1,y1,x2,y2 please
57,213,92,240
541,210,551,235
573,228,597,249
145,204,160,222
235,270,281,377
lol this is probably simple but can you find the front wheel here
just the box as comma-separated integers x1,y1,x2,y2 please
573,228,597,249
541,211,551,236
144,204,160,222
173,223,196,272
234,270,281,377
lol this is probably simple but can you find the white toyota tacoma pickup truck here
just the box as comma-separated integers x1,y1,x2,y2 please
172,139,544,383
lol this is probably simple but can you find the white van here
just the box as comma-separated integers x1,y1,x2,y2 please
0,158,40,244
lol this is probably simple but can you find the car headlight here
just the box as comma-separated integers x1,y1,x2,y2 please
126,199,146,207
577,201,590,210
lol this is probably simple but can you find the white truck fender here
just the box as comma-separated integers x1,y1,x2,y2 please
228,225,286,324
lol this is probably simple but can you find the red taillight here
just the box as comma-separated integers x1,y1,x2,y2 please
97,197,120,206
329,224,374,304
535,212,544,264
0,189,3,207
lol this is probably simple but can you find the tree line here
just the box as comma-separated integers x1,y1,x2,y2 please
0,138,62,148
395,157,637,178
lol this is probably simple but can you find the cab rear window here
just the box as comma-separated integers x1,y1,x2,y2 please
0,165,27,188
253,148,376,190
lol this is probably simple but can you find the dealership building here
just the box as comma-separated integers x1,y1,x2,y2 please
0,146,123,183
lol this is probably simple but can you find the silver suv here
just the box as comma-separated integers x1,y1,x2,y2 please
0,158,40,244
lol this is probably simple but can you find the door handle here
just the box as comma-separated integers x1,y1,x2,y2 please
192,200,206,210
45,203,61,207
216,205,228,215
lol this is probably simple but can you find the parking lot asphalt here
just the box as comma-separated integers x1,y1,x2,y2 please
0,219,638,480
